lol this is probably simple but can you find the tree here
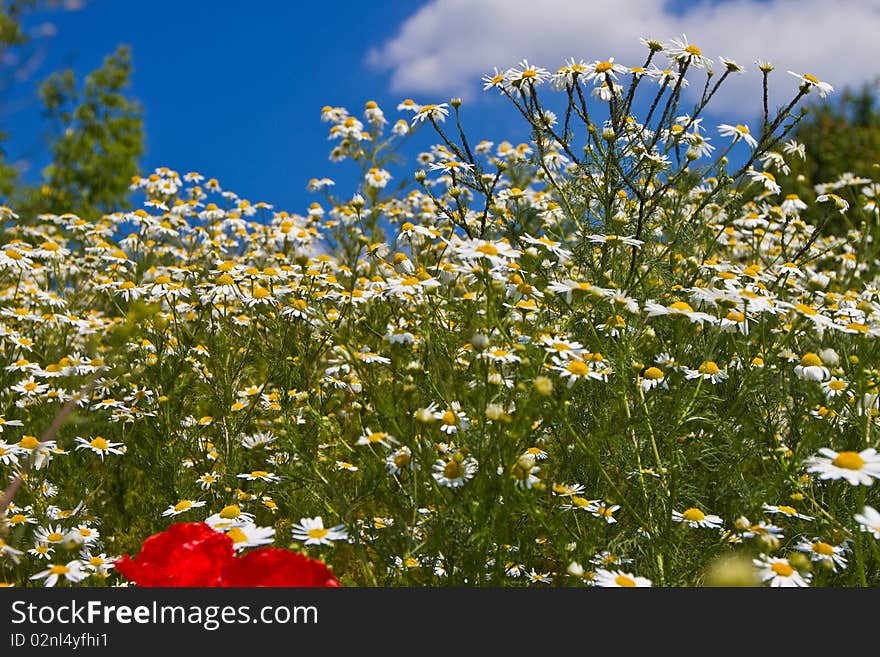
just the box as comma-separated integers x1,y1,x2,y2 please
1,3,144,220
794,80,880,184
780,79,880,232
17,45,144,219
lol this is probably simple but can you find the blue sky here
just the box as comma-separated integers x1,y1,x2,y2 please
5,0,879,215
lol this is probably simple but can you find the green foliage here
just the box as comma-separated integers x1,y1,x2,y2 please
0,4,144,221
781,79,880,232
795,81,880,184
15,46,144,220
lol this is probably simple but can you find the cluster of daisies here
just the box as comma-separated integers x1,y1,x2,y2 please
1,36,879,587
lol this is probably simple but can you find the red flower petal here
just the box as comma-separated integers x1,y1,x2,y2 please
115,522,235,587
220,547,340,587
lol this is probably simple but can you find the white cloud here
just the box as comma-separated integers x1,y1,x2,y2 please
368,0,880,114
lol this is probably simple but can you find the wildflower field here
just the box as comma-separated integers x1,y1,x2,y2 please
2,36,880,588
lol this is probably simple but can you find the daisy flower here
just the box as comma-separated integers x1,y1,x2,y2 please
411,103,449,124
432,455,478,488
28,543,54,560
591,503,620,524
666,34,712,68
551,356,604,387
204,504,256,530
672,507,724,529
33,525,67,544
226,524,276,551
583,57,629,83
504,59,551,90
639,366,668,392
804,448,880,486
291,516,348,546
748,169,781,194
787,71,833,98
80,550,116,577
761,503,814,521
356,427,399,449
162,499,207,517
718,123,758,149
644,300,717,324
821,378,848,399
237,470,281,482
434,403,470,434
753,555,811,587
854,506,880,538
29,561,88,587
73,435,126,460
794,352,830,382
794,538,848,572
593,569,652,587
684,360,728,384
552,482,586,497
385,446,417,475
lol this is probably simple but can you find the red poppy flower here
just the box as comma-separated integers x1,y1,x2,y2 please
219,547,339,587
115,522,340,587
115,522,234,587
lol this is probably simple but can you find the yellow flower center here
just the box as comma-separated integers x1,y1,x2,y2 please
643,367,664,380
771,562,794,577
219,505,241,519
476,244,499,257
226,527,248,544
800,353,823,367
443,460,464,479
154,275,172,285
803,74,820,84
90,437,109,451
776,505,797,516
726,310,745,322
307,527,329,540
685,44,702,56
9,514,26,524
216,273,235,286
173,501,192,512
681,508,706,522
615,574,637,587
252,286,271,299
47,532,63,542
832,451,865,470
250,470,269,479
669,301,694,313
441,411,458,426
813,541,834,556
393,452,411,468
595,61,613,73
566,360,590,377
735,124,750,134
828,380,847,391
89,556,104,567
698,361,719,375
19,436,39,449
49,565,69,575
